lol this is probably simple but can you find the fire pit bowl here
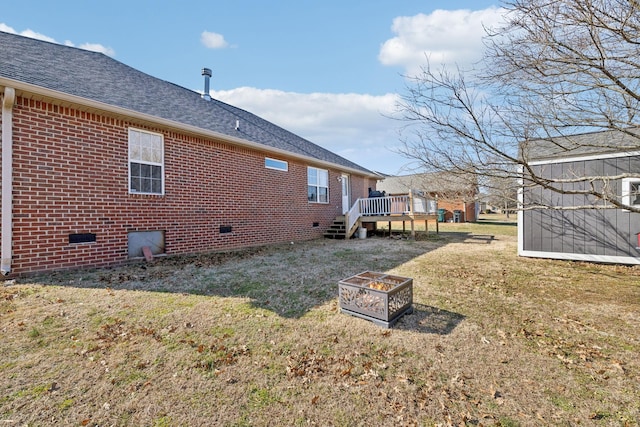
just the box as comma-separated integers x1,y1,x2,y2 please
338,271,413,328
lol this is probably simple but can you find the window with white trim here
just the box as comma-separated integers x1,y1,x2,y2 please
265,157,288,171
129,128,164,195
622,178,640,207
307,167,328,203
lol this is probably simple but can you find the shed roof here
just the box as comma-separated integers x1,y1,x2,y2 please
522,128,640,162
0,31,374,176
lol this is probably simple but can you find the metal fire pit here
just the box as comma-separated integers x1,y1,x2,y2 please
338,271,413,328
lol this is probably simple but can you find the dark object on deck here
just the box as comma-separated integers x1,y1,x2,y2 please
367,188,389,214
368,188,386,198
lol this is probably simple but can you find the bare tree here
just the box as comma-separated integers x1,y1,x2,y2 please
485,167,519,217
396,0,640,213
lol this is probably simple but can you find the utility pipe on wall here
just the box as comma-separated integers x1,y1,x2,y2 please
1,87,15,275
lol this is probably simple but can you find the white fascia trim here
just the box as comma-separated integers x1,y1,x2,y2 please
0,78,378,178
518,249,640,265
529,150,640,166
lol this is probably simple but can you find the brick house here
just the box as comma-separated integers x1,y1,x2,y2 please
0,31,378,275
377,172,478,222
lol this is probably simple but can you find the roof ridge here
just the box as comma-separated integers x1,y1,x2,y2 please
0,30,374,175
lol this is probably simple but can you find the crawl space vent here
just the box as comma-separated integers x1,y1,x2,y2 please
69,233,96,244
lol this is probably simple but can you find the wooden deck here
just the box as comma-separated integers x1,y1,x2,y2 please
325,191,439,239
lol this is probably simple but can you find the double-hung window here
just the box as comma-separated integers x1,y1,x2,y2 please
308,167,328,203
129,128,164,195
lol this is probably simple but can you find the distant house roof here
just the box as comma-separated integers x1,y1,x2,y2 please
522,128,640,162
377,172,478,196
0,31,374,176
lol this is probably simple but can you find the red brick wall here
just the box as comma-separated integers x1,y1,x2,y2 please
436,199,477,222
350,174,377,207
0,96,372,274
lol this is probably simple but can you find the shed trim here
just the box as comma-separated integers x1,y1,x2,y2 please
529,150,640,166
518,249,640,265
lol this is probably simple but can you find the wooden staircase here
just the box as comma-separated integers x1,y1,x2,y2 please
323,216,347,239
324,215,360,239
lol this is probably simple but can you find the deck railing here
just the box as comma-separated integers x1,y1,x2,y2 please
345,192,437,236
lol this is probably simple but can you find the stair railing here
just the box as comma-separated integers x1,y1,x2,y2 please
345,199,361,236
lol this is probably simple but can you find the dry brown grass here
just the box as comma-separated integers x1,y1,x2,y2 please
1,221,639,426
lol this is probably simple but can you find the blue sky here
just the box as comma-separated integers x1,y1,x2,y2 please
1,0,502,174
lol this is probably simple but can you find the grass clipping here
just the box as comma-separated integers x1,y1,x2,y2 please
1,224,639,426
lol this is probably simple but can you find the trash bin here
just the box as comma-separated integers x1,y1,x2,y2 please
453,210,462,223
437,208,446,223
358,227,367,239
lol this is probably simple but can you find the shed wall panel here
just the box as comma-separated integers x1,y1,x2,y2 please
522,155,640,262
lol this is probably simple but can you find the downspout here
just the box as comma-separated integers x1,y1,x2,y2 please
1,87,15,275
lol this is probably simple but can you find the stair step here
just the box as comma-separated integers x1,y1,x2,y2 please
323,232,346,239
324,216,349,239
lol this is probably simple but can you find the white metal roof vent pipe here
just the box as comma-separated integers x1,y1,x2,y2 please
201,67,212,101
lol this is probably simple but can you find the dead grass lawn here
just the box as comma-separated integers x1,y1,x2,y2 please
1,223,639,426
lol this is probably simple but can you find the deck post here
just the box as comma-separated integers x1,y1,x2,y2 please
411,220,415,238
409,191,414,215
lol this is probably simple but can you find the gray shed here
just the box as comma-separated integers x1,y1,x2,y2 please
519,130,640,264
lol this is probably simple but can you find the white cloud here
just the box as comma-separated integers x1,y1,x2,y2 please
16,28,57,43
0,23,55,43
211,87,412,174
201,31,229,49
0,23,115,56
378,7,506,76
76,42,116,56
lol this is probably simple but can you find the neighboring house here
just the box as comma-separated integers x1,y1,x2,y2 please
0,31,378,275
519,129,640,265
377,172,478,222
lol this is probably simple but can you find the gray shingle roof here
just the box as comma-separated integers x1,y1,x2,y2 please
0,31,373,175
377,172,477,195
